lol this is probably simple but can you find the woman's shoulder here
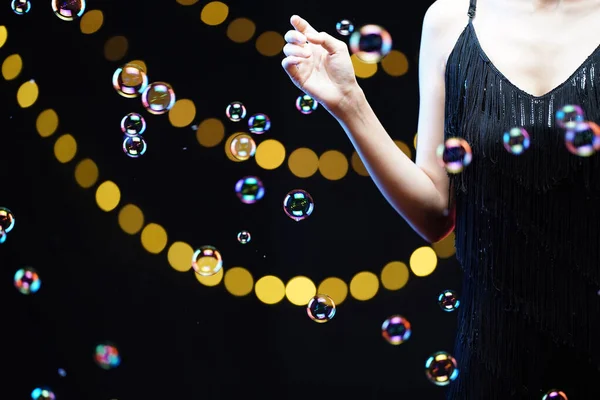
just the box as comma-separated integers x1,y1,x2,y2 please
422,0,472,66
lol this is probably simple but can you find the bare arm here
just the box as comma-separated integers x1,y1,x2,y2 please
331,5,454,243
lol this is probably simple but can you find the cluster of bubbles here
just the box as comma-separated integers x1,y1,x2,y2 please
436,104,600,174
31,387,56,400
12,0,86,20
334,19,392,64
94,343,121,370
113,62,176,158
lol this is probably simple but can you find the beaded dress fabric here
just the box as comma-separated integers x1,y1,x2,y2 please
444,0,600,397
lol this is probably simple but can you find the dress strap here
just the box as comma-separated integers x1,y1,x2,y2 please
468,0,477,19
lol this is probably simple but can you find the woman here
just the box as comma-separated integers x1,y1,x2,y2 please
281,0,600,398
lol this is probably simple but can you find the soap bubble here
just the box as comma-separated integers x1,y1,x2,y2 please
335,19,354,36
14,267,41,295
283,189,314,221
112,63,148,98
141,82,176,115
502,127,530,155
542,389,568,400
306,294,336,323
425,351,459,386
122,135,147,158
349,24,392,63
226,101,247,122
121,113,146,136
437,289,460,312
0,207,15,233
235,176,265,204
381,314,411,345
94,342,121,370
230,133,257,161
248,113,271,134
237,230,251,244
11,0,31,15
31,388,56,400
564,121,600,157
437,137,472,174
52,0,86,21
192,245,223,276
555,104,585,130
296,94,318,115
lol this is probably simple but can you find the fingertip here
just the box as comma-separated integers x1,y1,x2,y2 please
290,15,299,25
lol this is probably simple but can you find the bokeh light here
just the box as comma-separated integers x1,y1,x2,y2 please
227,18,256,43
36,109,59,138
224,267,254,296
286,276,317,306
409,246,438,277
80,9,104,34
74,158,99,188
350,271,379,300
17,80,39,108
200,1,229,26
2,54,23,80
94,343,121,370
95,181,121,212
140,223,168,254
31,388,55,400
380,261,409,290
255,275,285,304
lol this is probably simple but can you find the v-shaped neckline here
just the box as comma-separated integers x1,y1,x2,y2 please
467,22,600,100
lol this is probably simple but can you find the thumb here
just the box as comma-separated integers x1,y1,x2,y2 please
306,31,346,54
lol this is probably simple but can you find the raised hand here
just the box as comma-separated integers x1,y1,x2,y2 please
281,15,360,115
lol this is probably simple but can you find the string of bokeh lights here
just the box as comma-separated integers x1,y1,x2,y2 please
1,1,458,312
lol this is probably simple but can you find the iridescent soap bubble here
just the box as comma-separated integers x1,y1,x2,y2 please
349,24,392,63
437,289,460,312
52,0,86,21
564,121,600,157
248,113,271,134
283,189,314,221
192,245,223,276
226,101,247,122
31,387,56,400
14,267,41,295
0,207,15,233
11,0,31,14
122,135,147,158
0,228,6,244
296,94,318,115
425,351,459,386
381,314,412,345
503,127,530,155
436,137,473,174
141,82,176,115
235,176,265,204
556,104,585,130
306,294,336,323
230,133,257,161
112,63,149,99
237,230,251,244
542,389,568,400
94,342,121,370
120,113,146,136
336,19,354,36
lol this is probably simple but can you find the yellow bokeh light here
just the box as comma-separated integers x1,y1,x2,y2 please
95,181,121,212
166,242,193,272
285,276,317,306
176,0,199,5
255,275,285,304
2,54,22,80
350,151,369,176
227,18,256,43
380,261,410,290
0,26,7,49
394,140,412,159
349,271,379,301
351,54,377,79
414,133,418,149
195,268,223,286
255,31,284,57
409,246,438,277
128,59,147,73
432,231,456,259
317,277,348,305
54,134,77,163
74,158,99,188
381,50,409,77
17,80,39,108
318,150,349,180
288,148,319,178
200,1,229,26
118,204,145,235
36,109,59,138
104,36,129,62
196,118,225,147
140,223,168,254
80,10,104,34
168,99,196,128
255,139,286,170
224,267,254,296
